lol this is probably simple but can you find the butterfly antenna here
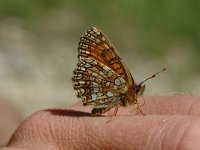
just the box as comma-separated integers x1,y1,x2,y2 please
138,67,167,86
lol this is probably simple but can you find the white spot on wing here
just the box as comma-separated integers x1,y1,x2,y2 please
94,88,99,92
92,72,98,77
115,77,121,85
84,63,91,68
93,82,99,87
105,82,110,87
106,92,113,97
92,94,97,100
90,76,95,81
107,72,113,77
113,85,117,90
99,71,104,76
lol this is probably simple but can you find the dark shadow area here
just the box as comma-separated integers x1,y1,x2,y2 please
45,109,104,117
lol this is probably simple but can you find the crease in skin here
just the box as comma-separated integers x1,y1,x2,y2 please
36,116,51,143
31,113,60,149
142,96,198,115
176,119,200,150
78,120,90,150
170,96,192,115
8,114,38,147
146,116,173,150
69,119,82,150
110,117,150,149
48,119,62,149
175,124,191,150
160,117,181,150
9,114,48,149
160,116,192,150
67,117,75,149
172,96,200,116
187,98,200,116
56,120,66,150
77,119,96,150
87,119,106,149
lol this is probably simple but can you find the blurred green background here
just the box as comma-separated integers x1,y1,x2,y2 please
0,0,199,146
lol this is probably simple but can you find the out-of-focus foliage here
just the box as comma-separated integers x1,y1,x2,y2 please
0,0,199,56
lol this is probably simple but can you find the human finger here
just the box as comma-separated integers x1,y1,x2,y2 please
7,108,200,150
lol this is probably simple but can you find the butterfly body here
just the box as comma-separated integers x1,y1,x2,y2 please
72,27,147,116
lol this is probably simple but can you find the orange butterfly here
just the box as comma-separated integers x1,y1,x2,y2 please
72,27,166,116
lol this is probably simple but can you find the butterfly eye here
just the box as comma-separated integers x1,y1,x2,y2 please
135,84,145,96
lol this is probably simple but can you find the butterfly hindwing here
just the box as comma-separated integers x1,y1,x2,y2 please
72,57,128,106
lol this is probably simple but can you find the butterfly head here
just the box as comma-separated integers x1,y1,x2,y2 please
135,84,145,96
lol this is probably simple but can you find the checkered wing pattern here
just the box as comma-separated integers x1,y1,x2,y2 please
72,57,128,106
78,27,134,85
72,27,136,115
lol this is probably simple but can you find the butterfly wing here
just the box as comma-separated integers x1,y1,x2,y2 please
78,27,134,86
72,57,128,106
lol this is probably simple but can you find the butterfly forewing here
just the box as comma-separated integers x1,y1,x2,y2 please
78,27,134,85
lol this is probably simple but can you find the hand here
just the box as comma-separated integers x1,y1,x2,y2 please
3,96,200,150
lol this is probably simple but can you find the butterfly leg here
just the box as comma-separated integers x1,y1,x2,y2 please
135,101,145,116
137,104,145,115
130,99,145,116
105,105,120,123
113,105,119,116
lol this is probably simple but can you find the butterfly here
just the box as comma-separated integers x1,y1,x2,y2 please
72,27,166,116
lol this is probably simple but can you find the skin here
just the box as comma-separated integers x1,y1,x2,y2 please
2,95,200,150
